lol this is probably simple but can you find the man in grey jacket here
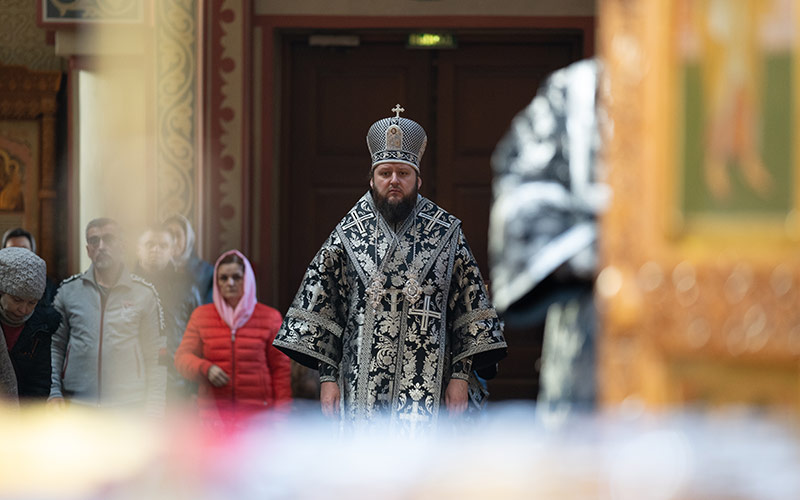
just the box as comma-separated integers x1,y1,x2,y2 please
48,218,167,416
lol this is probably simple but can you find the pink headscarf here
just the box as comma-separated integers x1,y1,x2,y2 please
212,249,258,331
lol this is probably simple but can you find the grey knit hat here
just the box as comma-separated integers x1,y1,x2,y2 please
0,247,46,300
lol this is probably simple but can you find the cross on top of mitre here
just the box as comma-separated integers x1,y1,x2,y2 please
392,104,405,118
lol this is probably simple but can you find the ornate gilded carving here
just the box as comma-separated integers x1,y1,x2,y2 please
0,63,62,279
596,0,650,404
0,64,61,119
598,0,800,410
0,149,24,211
155,0,197,221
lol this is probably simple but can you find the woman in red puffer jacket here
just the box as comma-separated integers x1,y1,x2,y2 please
175,250,291,421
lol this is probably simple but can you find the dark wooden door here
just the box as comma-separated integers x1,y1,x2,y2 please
279,35,433,313
280,31,585,400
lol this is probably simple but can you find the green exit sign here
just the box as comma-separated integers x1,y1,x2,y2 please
408,32,457,49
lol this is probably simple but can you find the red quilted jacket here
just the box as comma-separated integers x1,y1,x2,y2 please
174,303,292,417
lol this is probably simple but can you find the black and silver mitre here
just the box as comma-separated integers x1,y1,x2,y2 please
366,104,428,173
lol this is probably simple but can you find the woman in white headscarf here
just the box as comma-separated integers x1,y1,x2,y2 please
163,214,214,304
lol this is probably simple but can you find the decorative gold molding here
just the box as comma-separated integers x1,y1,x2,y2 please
596,0,650,405
597,0,800,410
0,64,61,119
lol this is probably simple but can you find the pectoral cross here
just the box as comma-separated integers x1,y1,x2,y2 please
366,274,386,310
386,289,404,313
409,295,442,333
392,104,404,118
342,211,374,235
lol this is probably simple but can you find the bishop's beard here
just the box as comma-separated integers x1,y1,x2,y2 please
372,186,418,226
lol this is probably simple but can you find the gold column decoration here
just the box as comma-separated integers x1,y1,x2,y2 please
596,0,653,407
155,0,197,221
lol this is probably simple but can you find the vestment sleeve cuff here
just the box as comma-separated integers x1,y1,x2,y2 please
318,360,339,381
451,357,473,379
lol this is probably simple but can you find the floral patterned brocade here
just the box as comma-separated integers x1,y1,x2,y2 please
274,193,507,433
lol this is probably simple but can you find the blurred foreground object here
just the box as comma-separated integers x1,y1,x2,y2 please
0,403,799,499
489,58,608,421
597,0,800,410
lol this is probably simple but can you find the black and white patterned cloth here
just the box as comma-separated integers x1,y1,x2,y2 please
489,58,609,318
489,58,608,413
275,192,506,434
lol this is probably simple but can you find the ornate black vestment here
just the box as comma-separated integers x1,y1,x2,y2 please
274,192,506,432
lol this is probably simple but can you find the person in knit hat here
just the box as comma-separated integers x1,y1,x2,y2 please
2,227,60,306
0,247,59,402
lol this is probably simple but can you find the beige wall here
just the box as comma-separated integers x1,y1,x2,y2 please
254,0,595,17
77,62,150,271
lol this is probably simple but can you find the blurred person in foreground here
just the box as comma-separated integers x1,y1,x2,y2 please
0,247,60,401
490,59,607,422
273,105,507,434
2,227,59,306
174,250,291,424
163,214,214,305
135,224,202,404
48,218,167,416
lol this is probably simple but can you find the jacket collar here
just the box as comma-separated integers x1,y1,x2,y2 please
81,263,133,290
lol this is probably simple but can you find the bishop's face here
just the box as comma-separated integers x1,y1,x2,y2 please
370,162,422,224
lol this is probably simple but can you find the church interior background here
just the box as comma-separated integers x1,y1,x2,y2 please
2,0,800,498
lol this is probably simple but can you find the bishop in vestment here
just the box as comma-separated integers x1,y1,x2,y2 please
273,105,507,432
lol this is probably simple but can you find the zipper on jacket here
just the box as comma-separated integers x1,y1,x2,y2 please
231,328,237,405
28,338,40,359
98,292,107,405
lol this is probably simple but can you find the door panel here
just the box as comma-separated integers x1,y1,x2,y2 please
436,38,584,276
281,38,432,313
